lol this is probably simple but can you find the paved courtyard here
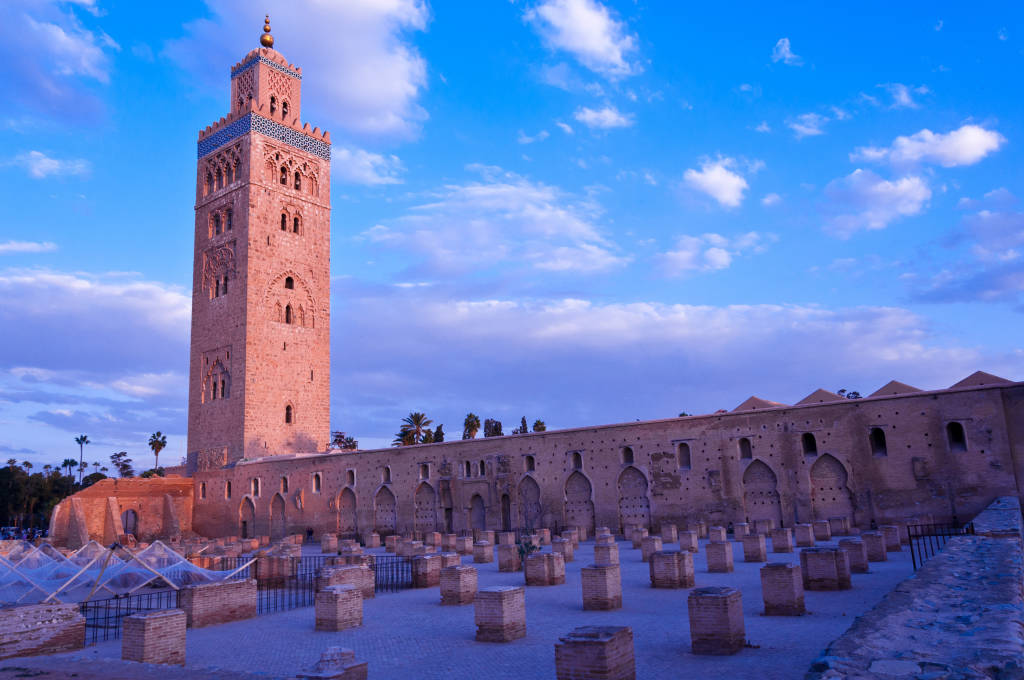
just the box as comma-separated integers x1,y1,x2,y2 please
16,536,913,679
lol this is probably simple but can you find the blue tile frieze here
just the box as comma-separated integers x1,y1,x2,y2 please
231,55,302,80
197,113,330,161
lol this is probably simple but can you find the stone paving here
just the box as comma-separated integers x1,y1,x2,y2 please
19,536,913,679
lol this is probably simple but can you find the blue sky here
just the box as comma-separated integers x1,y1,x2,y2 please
0,0,1021,470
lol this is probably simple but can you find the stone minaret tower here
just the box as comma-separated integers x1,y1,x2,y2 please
187,17,331,468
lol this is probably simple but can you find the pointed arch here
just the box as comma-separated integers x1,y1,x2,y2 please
120,509,138,537
414,482,438,534
564,471,596,535
809,454,855,522
742,460,782,525
239,497,256,539
337,487,357,538
617,466,651,533
374,486,397,535
518,475,542,530
269,493,286,540
469,494,486,531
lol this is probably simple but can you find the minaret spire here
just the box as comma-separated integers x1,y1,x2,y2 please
260,14,274,48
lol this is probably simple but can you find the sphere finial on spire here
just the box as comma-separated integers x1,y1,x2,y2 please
260,14,274,48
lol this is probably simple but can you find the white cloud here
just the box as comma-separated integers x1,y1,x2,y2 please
788,113,828,138
573,105,634,129
771,38,802,65
998,28,1008,41
166,1,429,139
525,0,640,79
331,147,404,185
359,165,629,274
556,121,574,134
9,151,90,179
850,124,1006,168
0,241,58,255
755,121,771,133
880,83,929,109
517,129,550,144
824,169,931,237
656,232,776,275
761,193,782,206
682,157,750,208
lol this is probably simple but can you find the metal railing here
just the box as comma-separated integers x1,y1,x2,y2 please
908,522,975,570
257,572,316,614
79,589,181,645
372,554,412,593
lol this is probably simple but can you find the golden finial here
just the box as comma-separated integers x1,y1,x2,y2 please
260,15,274,48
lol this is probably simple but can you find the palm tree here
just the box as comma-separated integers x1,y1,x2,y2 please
100,466,109,475
5,458,16,468
43,464,52,475
463,413,481,440
148,432,167,470
61,458,77,477
21,461,32,473
400,412,433,444
74,435,89,484
92,462,100,473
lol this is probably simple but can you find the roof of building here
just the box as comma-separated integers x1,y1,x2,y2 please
732,396,789,412
950,371,1014,388
869,380,923,398
796,388,845,405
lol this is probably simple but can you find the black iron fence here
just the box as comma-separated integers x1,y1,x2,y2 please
372,554,411,593
79,589,181,645
256,572,316,614
908,522,975,570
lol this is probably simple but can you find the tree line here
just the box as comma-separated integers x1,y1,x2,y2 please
388,412,547,447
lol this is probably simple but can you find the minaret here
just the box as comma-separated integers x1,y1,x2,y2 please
187,17,331,468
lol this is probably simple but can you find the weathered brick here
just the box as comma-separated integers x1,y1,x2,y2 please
440,565,477,605
122,609,186,665
687,587,745,655
475,586,526,642
555,626,635,680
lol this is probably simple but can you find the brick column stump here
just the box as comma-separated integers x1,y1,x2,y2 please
553,537,575,562
708,526,727,543
315,585,363,631
650,550,695,588
742,534,767,562
705,541,734,573
595,534,615,546
679,530,699,553
812,520,832,542
440,565,478,605
297,647,368,680
799,548,852,591
317,565,375,600
862,531,888,562
440,552,462,568
839,538,869,573
385,535,398,553
594,543,620,566
321,534,338,553
640,535,662,562
473,541,494,564
498,544,522,572
880,525,902,552
660,524,678,544
411,554,441,588
497,532,515,546
442,534,457,551
455,536,473,555
732,523,750,540
829,517,850,536
630,528,648,549
794,524,815,547
581,564,622,610
525,552,566,586
760,563,805,616
770,528,794,553
122,609,186,665
475,586,526,642
562,528,577,548
687,587,745,655
753,518,775,535
555,626,635,680
179,579,257,628
364,532,381,549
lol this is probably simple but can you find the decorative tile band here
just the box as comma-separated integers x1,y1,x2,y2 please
231,55,302,80
198,113,330,161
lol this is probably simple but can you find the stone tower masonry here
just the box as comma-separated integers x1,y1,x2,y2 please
187,18,331,467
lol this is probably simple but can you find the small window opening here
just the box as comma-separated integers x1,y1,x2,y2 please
479,460,486,476
294,172,301,190
678,442,691,470
739,437,752,460
205,172,213,195
525,455,535,472
947,422,967,453
226,209,233,230
285,276,294,289
622,446,634,465
383,466,392,484
214,279,221,298
281,101,289,118
802,433,818,456
213,213,221,235
252,478,260,496
313,473,322,493
225,481,232,499
420,463,429,480
216,168,223,190
280,166,287,185
285,305,293,324
346,470,355,486
270,95,277,115
464,461,471,477
293,216,300,233
281,476,289,493
200,482,206,499
281,213,287,231
870,428,888,457
572,452,582,470
285,404,293,424
220,378,226,397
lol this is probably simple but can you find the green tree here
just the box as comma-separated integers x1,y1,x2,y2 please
484,419,503,437
61,458,77,477
512,416,529,435
678,411,691,417
462,413,481,440
392,429,417,447
532,419,547,432
74,434,89,484
110,451,134,478
400,412,433,444
421,429,434,444
433,424,445,443
21,461,32,473
148,431,167,470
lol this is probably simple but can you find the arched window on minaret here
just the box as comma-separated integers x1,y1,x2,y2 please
216,167,224,190
280,213,287,231
285,404,293,424
282,101,289,118
284,276,294,290
270,95,277,115
237,97,243,112
226,209,233,231
205,172,213,196
221,275,229,294
294,172,301,191
293,216,300,233
213,213,221,236
285,304,293,324
280,166,287,185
